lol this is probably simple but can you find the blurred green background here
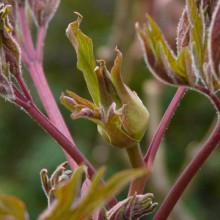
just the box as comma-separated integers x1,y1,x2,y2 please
0,0,219,219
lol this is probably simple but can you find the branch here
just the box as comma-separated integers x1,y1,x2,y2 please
153,119,220,220
144,87,187,169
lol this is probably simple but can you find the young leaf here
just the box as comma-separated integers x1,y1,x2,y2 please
66,13,100,106
208,0,220,81
146,15,177,73
186,0,206,75
39,165,86,220
39,166,148,220
177,8,190,52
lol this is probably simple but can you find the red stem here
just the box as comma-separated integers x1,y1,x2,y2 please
17,5,36,61
153,119,220,220
15,73,33,102
17,4,79,169
15,99,96,178
144,87,187,169
14,99,117,206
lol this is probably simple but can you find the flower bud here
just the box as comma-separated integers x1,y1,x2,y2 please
62,14,149,148
107,193,158,219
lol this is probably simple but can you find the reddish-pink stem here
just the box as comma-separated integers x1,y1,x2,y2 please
144,87,187,169
153,119,220,220
15,73,33,102
36,25,47,61
18,4,79,169
15,99,95,176
17,5,36,61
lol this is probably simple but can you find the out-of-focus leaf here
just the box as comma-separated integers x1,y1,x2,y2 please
39,166,148,220
66,13,99,106
0,194,29,220
208,0,220,81
71,167,148,219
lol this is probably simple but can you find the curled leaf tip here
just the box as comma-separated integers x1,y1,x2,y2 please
135,22,140,30
0,4,12,32
96,59,106,67
114,47,122,57
74,11,83,22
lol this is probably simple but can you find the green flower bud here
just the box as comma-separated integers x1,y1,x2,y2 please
111,48,149,141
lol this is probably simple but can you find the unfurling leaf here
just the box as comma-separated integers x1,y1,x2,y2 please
136,20,188,86
137,0,220,93
39,165,150,220
40,161,73,206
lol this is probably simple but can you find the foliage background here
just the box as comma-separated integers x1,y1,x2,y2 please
0,0,218,219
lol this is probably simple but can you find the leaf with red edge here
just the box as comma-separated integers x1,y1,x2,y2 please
208,0,220,81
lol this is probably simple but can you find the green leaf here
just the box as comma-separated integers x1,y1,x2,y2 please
66,13,100,106
111,48,149,141
0,194,29,220
177,46,198,85
70,167,148,219
146,15,178,73
39,166,147,220
186,0,205,66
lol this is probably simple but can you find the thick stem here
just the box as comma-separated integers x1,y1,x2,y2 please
17,5,36,61
153,119,220,220
27,60,78,168
18,4,78,169
127,143,150,196
144,87,187,169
